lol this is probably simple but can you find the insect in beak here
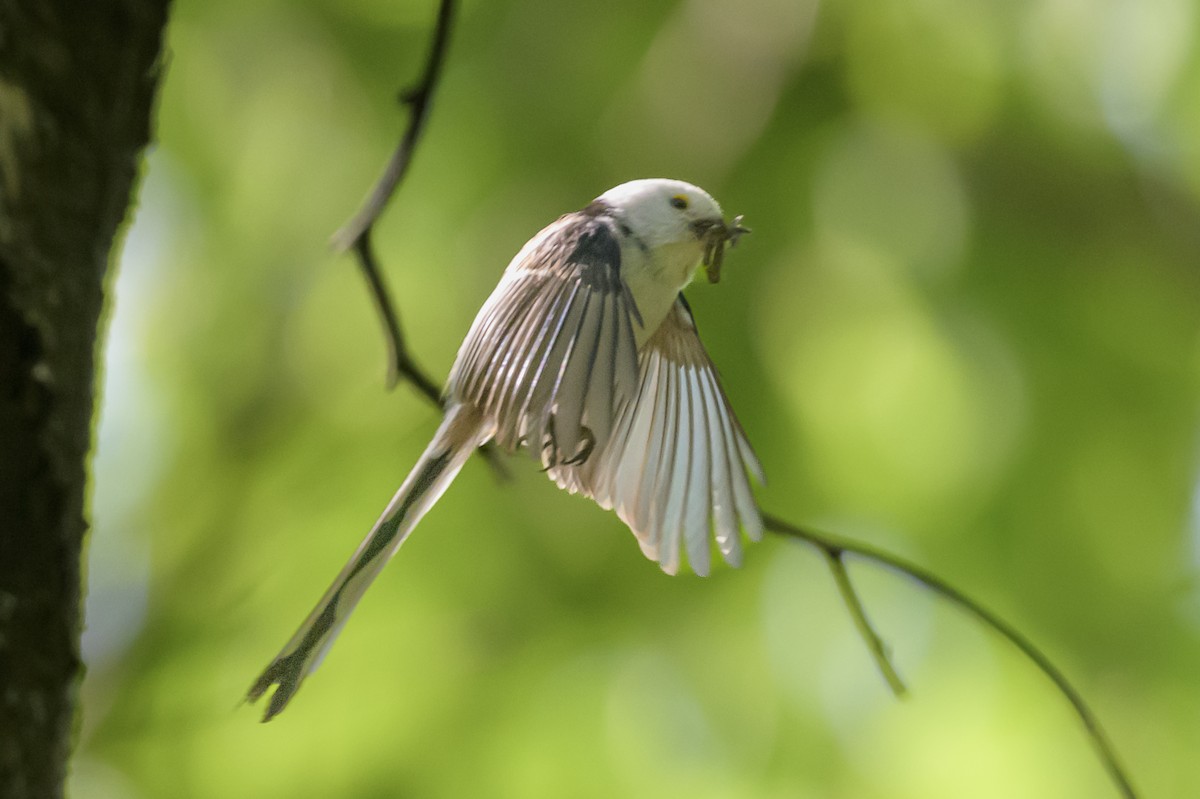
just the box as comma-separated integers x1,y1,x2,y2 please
696,215,750,283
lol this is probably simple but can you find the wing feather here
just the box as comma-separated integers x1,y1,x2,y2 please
448,212,639,465
481,279,547,411
715,380,764,546
585,294,616,449
494,276,572,437
521,280,584,456
650,360,681,569
657,362,688,576
548,290,597,458
684,366,713,576
555,297,763,575
618,354,661,559
698,367,734,564
634,353,672,558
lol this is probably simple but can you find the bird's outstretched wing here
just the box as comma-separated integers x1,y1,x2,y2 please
551,297,764,576
448,208,642,466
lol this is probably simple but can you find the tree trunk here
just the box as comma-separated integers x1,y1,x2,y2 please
0,2,170,795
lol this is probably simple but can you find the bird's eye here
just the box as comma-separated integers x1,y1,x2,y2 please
669,194,689,210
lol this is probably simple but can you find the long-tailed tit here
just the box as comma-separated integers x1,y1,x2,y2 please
248,178,762,720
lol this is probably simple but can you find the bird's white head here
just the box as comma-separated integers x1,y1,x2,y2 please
597,178,725,251
590,179,744,342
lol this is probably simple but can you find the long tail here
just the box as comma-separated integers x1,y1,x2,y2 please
247,403,489,721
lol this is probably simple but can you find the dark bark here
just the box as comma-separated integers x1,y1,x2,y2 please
0,2,170,796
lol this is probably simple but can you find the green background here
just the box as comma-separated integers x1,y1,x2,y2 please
77,0,1200,796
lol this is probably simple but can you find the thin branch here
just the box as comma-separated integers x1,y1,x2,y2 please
763,514,1138,799
330,0,506,478
820,546,907,696
351,229,444,402
332,0,455,252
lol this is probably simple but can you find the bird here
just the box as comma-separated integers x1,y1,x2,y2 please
247,178,764,721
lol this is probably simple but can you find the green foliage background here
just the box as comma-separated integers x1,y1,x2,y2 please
78,0,1199,796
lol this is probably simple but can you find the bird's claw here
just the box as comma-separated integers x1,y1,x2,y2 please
537,425,595,470
562,427,595,466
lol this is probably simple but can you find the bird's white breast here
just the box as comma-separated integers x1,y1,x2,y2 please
621,238,705,349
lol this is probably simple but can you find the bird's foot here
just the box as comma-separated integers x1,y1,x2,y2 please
562,427,595,466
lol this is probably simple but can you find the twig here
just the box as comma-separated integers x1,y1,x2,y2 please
819,546,907,696
763,514,1138,799
331,0,506,478
332,0,455,253
350,228,444,402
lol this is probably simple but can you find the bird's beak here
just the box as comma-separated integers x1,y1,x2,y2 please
691,218,724,238
695,215,750,283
